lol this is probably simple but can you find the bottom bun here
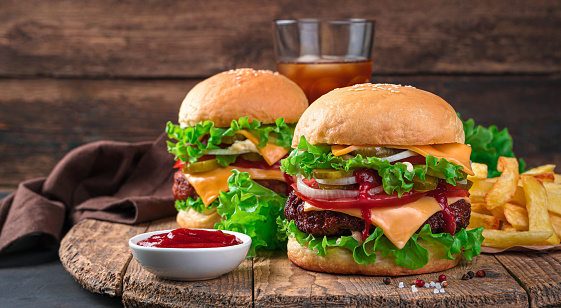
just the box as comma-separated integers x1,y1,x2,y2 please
176,208,222,229
287,236,461,276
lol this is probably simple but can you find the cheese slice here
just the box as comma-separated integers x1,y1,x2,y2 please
331,144,474,175
184,166,285,206
303,197,468,249
236,130,289,166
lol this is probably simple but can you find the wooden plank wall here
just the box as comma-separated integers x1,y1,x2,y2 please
1,0,560,191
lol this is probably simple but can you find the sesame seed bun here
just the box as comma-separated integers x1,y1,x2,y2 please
292,83,464,147
179,68,308,127
287,236,461,276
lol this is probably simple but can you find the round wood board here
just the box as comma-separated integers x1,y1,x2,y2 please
60,217,561,307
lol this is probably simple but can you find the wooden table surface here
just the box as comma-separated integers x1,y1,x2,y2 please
59,217,561,307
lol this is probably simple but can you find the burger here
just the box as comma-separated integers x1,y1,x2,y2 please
281,83,483,276
165,68,308,254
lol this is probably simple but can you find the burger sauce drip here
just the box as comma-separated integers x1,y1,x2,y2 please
355,169,378,241
427,184,456,235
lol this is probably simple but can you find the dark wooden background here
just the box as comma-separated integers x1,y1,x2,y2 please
1,0,560,192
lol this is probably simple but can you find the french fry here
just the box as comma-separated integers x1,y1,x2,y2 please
547,192,561,216
522,175,560,245
468,212,500,230
471,202,494,216
555,174,561,184
523,164,556,175
549,214,561,239
502,221,517,231
482,229,554,248
485,157,520,210
544,182,561,194
469,179,495,202
468,163,488,180
490,205,507,222
503,203,529,231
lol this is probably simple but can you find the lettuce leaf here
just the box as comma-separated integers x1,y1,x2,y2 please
461,116,526,177
281,136,467,196
215,170,288,257
166,117,295,165
174,197,218,214
286,220,483,270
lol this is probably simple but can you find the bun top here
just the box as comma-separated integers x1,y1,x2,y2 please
293,83,465,147
179,68,308,127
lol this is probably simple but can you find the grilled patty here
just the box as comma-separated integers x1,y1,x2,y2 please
172,170,288,201
284,191,471,237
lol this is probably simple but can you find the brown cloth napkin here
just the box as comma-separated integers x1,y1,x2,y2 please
0,133,176,254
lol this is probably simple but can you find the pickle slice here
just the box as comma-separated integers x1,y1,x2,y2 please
221,134,246,144
241,152,264,162
456,179,474,191
411,175,439,191
312,169,354,179
183,159,220,173
317,183,359,190
352,147,403,158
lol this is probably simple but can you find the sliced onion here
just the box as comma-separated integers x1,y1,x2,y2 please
296,176,359,199
368,185,384,195
315,176,357,185
458,179,467,185
381,150,416,162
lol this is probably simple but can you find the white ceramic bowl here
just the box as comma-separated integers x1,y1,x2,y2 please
129,229,251,281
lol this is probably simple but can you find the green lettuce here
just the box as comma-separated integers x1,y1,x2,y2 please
215,170,288,257
166,117,295,165
286,220,483,270
461,116,525,177
174,197,218,214
281,136,467,196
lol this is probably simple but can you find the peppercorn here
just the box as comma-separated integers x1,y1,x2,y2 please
461,274,470,280
467,271,475,279
383,277,391,285
476,270,486,277
415,279,425,287
442,281,448,288
438,274,446,282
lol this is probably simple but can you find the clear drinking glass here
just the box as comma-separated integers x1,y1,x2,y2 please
273,18,375,103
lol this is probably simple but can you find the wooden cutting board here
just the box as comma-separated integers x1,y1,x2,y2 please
59,217,561,307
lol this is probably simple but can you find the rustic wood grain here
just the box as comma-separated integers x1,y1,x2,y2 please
253,250,401,307
0,1,559,77
122,216,253,307
59,218,149,296
1,76,559,192
254,251,527,307
495,251,561,308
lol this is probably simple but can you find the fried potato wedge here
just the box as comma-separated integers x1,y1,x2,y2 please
482,230,554,249
523,164,556,175
468,212,500,230
485,157,520,210
523,175,560,245
504,203,529,231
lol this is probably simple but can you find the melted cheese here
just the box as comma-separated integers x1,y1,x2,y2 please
185,166,285,206
331,144,474,175
303,197,468,249
236,130,289,166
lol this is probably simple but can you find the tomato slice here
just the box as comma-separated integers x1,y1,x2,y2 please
293,182,469,210
293,188,428,209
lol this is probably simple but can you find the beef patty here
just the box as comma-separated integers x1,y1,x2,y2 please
284,191,471,237
172,170,288,201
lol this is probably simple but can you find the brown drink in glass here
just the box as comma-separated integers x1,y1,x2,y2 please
273,19,375,104
277,59,373,103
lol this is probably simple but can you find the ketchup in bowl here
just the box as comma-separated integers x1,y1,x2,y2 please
136,228,242,248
